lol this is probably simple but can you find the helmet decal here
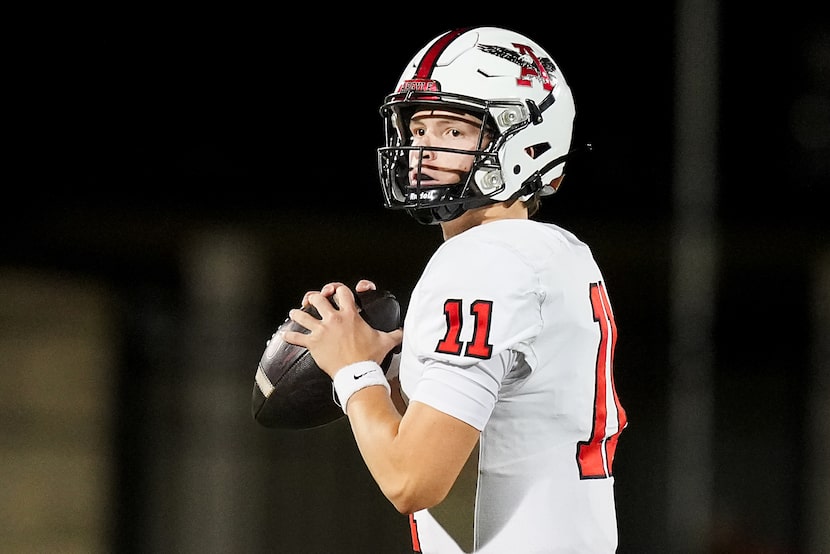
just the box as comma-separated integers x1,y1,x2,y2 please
476,43,557,91
398,79,441,93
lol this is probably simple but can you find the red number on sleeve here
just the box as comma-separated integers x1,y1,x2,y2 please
436,299,464,355
465,300,494,359
435,299,494,359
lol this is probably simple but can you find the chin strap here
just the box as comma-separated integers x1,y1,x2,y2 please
512,143,593,200
407,203,466,225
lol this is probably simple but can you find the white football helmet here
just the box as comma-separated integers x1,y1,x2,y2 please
377,26,576,224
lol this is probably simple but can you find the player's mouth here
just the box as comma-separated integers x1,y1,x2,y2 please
410,171,438,186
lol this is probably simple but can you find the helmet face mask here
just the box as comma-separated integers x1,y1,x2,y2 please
379,94,503,223
377,27,576,225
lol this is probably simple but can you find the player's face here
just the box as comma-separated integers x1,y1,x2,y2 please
407,110,488,187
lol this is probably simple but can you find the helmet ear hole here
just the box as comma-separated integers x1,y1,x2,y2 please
526,142,551,160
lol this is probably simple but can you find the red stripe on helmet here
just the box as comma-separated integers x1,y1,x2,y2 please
413,27,469,79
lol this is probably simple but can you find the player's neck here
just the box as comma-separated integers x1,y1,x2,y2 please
440,201,529,240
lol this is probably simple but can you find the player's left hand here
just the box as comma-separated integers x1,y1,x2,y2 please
299,279,376,307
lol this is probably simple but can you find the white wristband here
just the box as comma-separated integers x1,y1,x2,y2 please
332,361,391,414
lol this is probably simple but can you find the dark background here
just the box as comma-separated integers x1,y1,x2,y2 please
2,5,828,553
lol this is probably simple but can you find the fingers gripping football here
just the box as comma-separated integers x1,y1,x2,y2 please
251,288,402,430
286,287,400,375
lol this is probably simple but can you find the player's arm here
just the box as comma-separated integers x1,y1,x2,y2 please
285,284,479,514
345,387,480,514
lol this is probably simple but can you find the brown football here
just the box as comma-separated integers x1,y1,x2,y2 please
252,289,402,430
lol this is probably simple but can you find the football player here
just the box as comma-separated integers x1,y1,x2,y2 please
286,26,628,553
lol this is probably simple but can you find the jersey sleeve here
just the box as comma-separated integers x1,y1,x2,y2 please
403,229,544,430
411,350,522,431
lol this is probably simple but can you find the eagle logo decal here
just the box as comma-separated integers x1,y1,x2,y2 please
477,43,558,91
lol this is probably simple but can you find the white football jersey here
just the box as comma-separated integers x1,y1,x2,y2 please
398,219,627,553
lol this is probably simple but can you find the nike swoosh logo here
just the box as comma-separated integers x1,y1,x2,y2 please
354,370,375,380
